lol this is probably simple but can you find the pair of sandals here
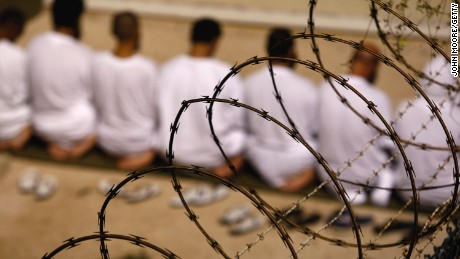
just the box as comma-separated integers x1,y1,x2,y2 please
278,207,321,228
98,179,161,203
220,204,265,235
18,168,57,200
220,205,322,235
170,185,264,235
327,209,373,228
170,184,229,208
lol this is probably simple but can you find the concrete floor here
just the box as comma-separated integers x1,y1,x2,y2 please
0,153,448,259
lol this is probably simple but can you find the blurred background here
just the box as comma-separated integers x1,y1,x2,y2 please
1,0,452,108
0,1,455,258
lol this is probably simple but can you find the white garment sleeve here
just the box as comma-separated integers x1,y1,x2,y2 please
211,75,246,157
149,63,160,149
375,93,395,152
4,50,28,106
304,88,319,142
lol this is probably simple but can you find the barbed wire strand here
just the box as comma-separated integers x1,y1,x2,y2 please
41,2,460,258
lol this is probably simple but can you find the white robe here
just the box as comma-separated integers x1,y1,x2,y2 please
244,65,318,187
317,74,393,199
156,54,245,168
395,55,460,207
28,32,95,148
0,39,30,139
92,52,158,156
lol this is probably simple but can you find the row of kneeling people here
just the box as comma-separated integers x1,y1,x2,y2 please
0,2,459,209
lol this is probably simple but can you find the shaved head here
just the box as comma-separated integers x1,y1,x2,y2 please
351,43,381,83
112,11,139,42
0,8,25,41
191,18,221,43
52,0,84,28
351,43,380,61
267,28,293,57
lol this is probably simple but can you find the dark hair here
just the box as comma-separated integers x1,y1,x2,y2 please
191,18,221,43
0,8,25,27
112,11,138,41
52,0,84,28
267,28,293,57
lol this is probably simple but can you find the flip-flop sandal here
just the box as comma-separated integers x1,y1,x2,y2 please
18,168,39,194
35,175,57,200
126,184,161,203
278,208,320,228
373,220,420,234
280,207,303,216
400,225,435,243
327,210,373,228
230,216,265,235
294,213,321,226
276,207,301,225
98,179,129,198
210,185,229,202
170,184,229,208
189,184,229,206
170,184,212,208
220,204,252,225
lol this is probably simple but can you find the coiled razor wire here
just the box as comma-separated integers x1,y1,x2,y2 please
42,0,459,258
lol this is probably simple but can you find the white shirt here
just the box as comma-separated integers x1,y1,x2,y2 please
92,52,158,156
395,55,460,207
244,65,318,187
28,32,95,147
156,54,245,168
0,39,30,139
317,74,393,194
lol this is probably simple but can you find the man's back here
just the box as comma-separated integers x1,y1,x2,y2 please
395,97,460,205
395,55,460,207
27,31,96,148
318,75,392,173
243,65,318,188
92,51,158,155
0,39,30,139
156,54,245,167
28,31,92,110
317,74,393,204
245,65,317,149
0,39,27,110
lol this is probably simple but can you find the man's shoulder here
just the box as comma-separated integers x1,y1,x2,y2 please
29,32,91,55
208,58,232,70
29,32,64,47
366,83,390,105
245,67,266,79
94,50,110,58
287,69,316,88
92,51,114,65
0,40,25,59
246,67,316,87
133,54,157,69
161,54,187,69
160,55,234,79
28,32,50,49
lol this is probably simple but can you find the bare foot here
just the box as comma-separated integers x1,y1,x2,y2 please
0,140,7,150
212,155,244,178
48,143,70,161
9,126,32,151
117,149,155,171
69,134,96,159
213,165,233,178
280,168,315,193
